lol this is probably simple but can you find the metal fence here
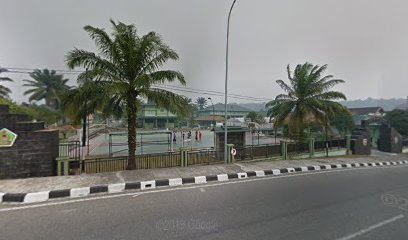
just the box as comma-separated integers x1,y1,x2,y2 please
234,144,281,161
59,138,348,175
59,141,81,160
187,149,222,165
314,139,347,152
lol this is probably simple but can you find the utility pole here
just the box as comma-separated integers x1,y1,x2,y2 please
224,0,237,163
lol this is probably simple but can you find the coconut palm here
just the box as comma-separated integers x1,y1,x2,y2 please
23,69,70,110
195,97,207,110
66,20,188,169
0,67,13,98
266,63,347,139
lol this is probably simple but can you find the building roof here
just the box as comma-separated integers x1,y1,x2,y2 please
214,126,250,133
195,115,225,122
348,107,384,115
200,103,252,113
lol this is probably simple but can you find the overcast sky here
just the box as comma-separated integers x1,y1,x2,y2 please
1,0,408,104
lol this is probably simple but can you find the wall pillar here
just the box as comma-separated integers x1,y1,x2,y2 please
346,135,351,155
226,144,234,164
309,138,315,158
180,147,189,167
280,140,288,160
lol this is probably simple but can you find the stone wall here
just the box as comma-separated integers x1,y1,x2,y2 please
0,105,59,179
377,124,403,153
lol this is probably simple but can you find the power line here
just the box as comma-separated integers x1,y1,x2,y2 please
153,85,269,102
3,66,273,102
156,84,272,101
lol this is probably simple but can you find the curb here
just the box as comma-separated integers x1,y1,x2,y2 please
1,160,407,204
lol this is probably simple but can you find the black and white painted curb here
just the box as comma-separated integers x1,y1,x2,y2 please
1,160,407,204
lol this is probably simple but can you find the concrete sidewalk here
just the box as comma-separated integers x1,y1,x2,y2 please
1,150,407,194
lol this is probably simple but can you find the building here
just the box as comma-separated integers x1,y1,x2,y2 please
137,102,176,129
348,107,385,146
199,104,252,119
196,104,252,127
348,107,385,125
195,115,225,128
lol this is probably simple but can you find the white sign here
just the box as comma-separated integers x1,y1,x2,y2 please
231,148,237,156
363,139,368,146
394,137,399,144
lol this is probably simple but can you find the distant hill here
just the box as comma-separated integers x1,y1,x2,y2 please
237,102,267,112
235,98,407,112
340,98,406,111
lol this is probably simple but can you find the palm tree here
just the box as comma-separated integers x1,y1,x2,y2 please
62,79,111,147
195,97,207,110
23,69,71,110
66,20,188,170
0,67,13,99
266,63,347,139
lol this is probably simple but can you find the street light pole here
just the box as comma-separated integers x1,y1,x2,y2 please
208,97,216,150
224,0,237,163
208,97,215,128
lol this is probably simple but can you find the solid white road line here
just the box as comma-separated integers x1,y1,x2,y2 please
337,214,405,240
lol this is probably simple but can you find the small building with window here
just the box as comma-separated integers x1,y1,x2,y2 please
137,102,176,129
199,104,251,119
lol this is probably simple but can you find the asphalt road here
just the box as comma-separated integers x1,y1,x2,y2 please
1,166,408,240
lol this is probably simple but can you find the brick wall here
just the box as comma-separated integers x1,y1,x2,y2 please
0,104,59,179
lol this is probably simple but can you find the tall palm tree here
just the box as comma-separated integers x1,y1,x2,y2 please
66,20,188,170
23,69,71,110
195,97,207,110
0,67,13,99
266,63,347,139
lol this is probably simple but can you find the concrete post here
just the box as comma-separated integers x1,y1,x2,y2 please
180,148,188,167
309,138,315,158
226,144,234,164
57,160,62,176
346,135,351,155
63,160,69,176
280,140,288,160
56,157,70,176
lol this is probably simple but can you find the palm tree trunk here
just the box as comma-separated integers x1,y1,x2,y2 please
127,97,137,170
82,113,87,147
325,120,329,157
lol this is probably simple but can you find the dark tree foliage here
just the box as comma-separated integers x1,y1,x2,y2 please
385,109,408,136
329,111,355,136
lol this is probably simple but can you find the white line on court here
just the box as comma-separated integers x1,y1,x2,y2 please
337,214,405,240
1,165,407,212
